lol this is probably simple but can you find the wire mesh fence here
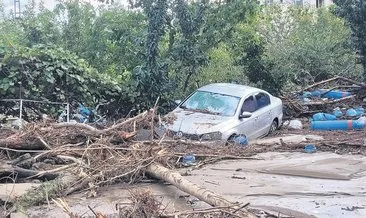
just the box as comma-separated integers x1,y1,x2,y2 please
0,99,69,127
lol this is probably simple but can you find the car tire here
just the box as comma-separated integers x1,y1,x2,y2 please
269,119,278,135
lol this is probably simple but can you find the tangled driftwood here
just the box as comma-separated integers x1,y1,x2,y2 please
2,107,363,217
281,76,366,118
0,109,258,217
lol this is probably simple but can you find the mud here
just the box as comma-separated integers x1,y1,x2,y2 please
12,151,366,218
186,152,366,218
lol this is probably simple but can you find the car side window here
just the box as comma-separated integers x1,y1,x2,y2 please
241,96,256,113
255,93,270,110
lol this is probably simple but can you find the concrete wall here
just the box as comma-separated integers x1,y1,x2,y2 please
263,0,333,7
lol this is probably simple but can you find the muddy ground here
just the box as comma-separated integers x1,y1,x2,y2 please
5,151,365,218
2,126,366,218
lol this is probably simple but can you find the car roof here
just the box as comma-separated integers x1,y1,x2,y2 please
197,83,264,98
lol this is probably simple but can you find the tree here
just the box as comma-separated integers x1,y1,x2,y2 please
167,0,258,95
244,6,359,93
169,0,209,94
196,43,245,86
66,6,147,76
54,1,96,56
125,0,171,110
333,0,366,81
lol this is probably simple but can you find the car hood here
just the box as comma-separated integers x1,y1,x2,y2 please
164,109,233,135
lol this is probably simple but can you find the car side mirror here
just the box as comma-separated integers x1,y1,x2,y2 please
174,100,182,105
239,111,252,119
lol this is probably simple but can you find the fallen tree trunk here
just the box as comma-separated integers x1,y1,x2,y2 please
51,111,149,135
0,135,45,150
302,95,355,106
146,163,257,218
0,112,148,150
0,160,59,181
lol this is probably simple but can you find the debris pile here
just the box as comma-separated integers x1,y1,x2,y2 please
118,190,162,218
0,109,261,217
1,102,366,217
282,76,366,118
53,190,253,218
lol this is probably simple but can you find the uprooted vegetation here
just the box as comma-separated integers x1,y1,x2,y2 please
1,105,366,217
0,110,257,217
281,76,366,118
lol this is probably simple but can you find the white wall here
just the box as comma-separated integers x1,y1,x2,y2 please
262,0,333,7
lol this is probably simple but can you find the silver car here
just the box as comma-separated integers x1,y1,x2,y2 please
164,83,283,143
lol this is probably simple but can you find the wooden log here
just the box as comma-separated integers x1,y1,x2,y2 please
303,76,340,91
51,111,149,135
338,76,366,88
302,95,355,106
146,163,257,218
0,134,44,150
0,160,59,181
12,153,34,169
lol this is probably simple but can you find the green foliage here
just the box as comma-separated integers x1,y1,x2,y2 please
128,0,171,110
228,15,268,90
333,0,366,80
21,1,61,46
0,45,119,117
0,19,25,48
90,8,146,74
54,1,96,55
169,0,209,94
249,6,359,93
195,43,245,86
170,0,258,95
0,0,360,118
285,8,356,80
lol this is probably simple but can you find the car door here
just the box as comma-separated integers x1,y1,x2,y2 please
253,92,272,137
236,95,258,140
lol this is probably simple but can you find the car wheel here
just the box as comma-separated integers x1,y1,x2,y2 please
269,119,278,135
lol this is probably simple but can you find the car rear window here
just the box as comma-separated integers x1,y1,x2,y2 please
255,93,271,109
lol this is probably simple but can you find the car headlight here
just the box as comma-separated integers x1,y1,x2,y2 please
201,132,222,141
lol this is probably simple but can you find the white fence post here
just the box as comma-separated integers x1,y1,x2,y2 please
19,99,23,129
66,103,70,122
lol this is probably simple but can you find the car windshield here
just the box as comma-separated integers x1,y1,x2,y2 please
180,91,240,116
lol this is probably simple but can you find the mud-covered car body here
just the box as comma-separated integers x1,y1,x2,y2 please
163,83,283,143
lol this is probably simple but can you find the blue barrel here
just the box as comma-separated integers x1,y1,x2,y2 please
333,108,343,117
311,120,364,130
312,113,337,121
183,154,196,165
311,90,323,97
324,90,351,99
302,91,312,98
346,109,358,117
355,107,365,116
305,144,317,153
234,135,248,146
311,89,351,99
79,104,92,116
